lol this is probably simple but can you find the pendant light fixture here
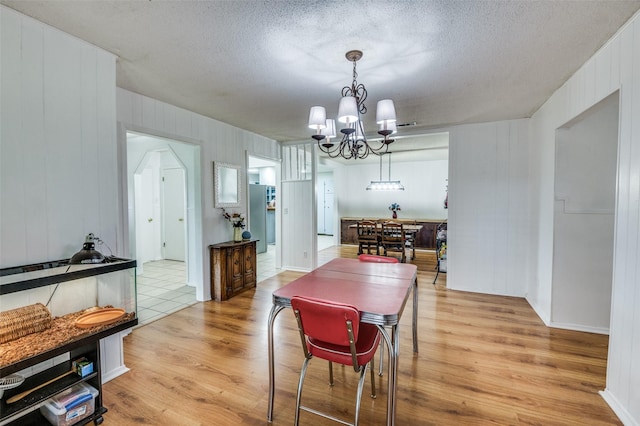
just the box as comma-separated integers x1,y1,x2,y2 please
308,50,398,160
367,152,404,191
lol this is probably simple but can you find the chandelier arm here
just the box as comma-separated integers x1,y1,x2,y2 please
355,84,367,115
321,140,347,159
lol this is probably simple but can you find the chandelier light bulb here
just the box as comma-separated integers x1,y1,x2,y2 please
355,124,365,141
321,119,336,138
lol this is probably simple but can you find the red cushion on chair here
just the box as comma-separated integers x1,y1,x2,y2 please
308,323,380,366
291,296,381,367
358,254,399,263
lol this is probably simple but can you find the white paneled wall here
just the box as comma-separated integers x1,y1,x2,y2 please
333,159,449,221
447,119,530,297
281,180,314,271
1,7,117,266
528,12,640,425
116,88,279,300
0,6,124,383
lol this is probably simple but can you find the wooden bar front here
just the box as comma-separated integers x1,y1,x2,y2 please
340,217,444,249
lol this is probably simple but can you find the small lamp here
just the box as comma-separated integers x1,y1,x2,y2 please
70,233,105,264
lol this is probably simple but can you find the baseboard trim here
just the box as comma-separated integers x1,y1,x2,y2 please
600,388,638,426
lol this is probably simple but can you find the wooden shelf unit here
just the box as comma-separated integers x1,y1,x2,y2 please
0,259,138,426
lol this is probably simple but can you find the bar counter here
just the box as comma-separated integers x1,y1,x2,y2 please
340,217,445,249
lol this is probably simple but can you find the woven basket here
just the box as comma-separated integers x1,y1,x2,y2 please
0,303,52,344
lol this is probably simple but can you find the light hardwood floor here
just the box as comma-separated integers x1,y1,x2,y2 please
102,246,620,425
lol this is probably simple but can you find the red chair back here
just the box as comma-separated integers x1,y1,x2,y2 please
291,296,360,347
358,254,399,264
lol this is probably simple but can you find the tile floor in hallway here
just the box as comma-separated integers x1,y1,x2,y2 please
136,237,335,326
136,260,196,326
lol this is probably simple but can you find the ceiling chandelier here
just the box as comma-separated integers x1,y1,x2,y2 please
308,50,397,160
367,152,404,191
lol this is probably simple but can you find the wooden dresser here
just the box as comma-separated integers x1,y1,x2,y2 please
209,240,257,301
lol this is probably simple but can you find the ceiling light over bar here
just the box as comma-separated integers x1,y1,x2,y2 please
308,50,397,160
366,152,404,191
366,180,405,191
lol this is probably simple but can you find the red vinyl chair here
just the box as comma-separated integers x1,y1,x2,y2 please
358,253,398,375
291,296,381,426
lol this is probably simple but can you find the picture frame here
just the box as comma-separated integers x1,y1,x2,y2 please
214,162,241,208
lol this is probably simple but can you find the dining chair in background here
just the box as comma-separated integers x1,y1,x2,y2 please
380,221,406,263
291,296,382,426
356,220,380,255
404,220,418,260
433,221,448,284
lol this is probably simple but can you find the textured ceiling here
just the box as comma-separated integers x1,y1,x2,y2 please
2,0,639,150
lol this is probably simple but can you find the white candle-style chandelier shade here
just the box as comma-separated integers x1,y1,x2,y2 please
308,50,398,160
308,106,327,132
376,99,397,124
338,96,359,124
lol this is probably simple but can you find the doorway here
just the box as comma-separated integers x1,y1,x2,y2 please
133,149,187,268
127,132,201,325
551,92,619,333
248,155,280,282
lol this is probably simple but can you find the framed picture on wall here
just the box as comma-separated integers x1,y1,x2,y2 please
214,162,241,208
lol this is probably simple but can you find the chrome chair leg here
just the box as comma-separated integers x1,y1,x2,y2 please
369,361,377,398
354,365,368,426
295,356,312,426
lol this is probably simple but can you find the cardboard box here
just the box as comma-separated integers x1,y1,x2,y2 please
72,357,94,378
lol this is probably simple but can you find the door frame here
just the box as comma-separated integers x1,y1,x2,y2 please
121,125,203,300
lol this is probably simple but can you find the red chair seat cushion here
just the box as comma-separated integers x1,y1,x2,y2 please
307,322,381,366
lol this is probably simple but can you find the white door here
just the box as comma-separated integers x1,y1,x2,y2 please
134,169,157,266
162,168,186,261
317,177,334,235
323,191,334,235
